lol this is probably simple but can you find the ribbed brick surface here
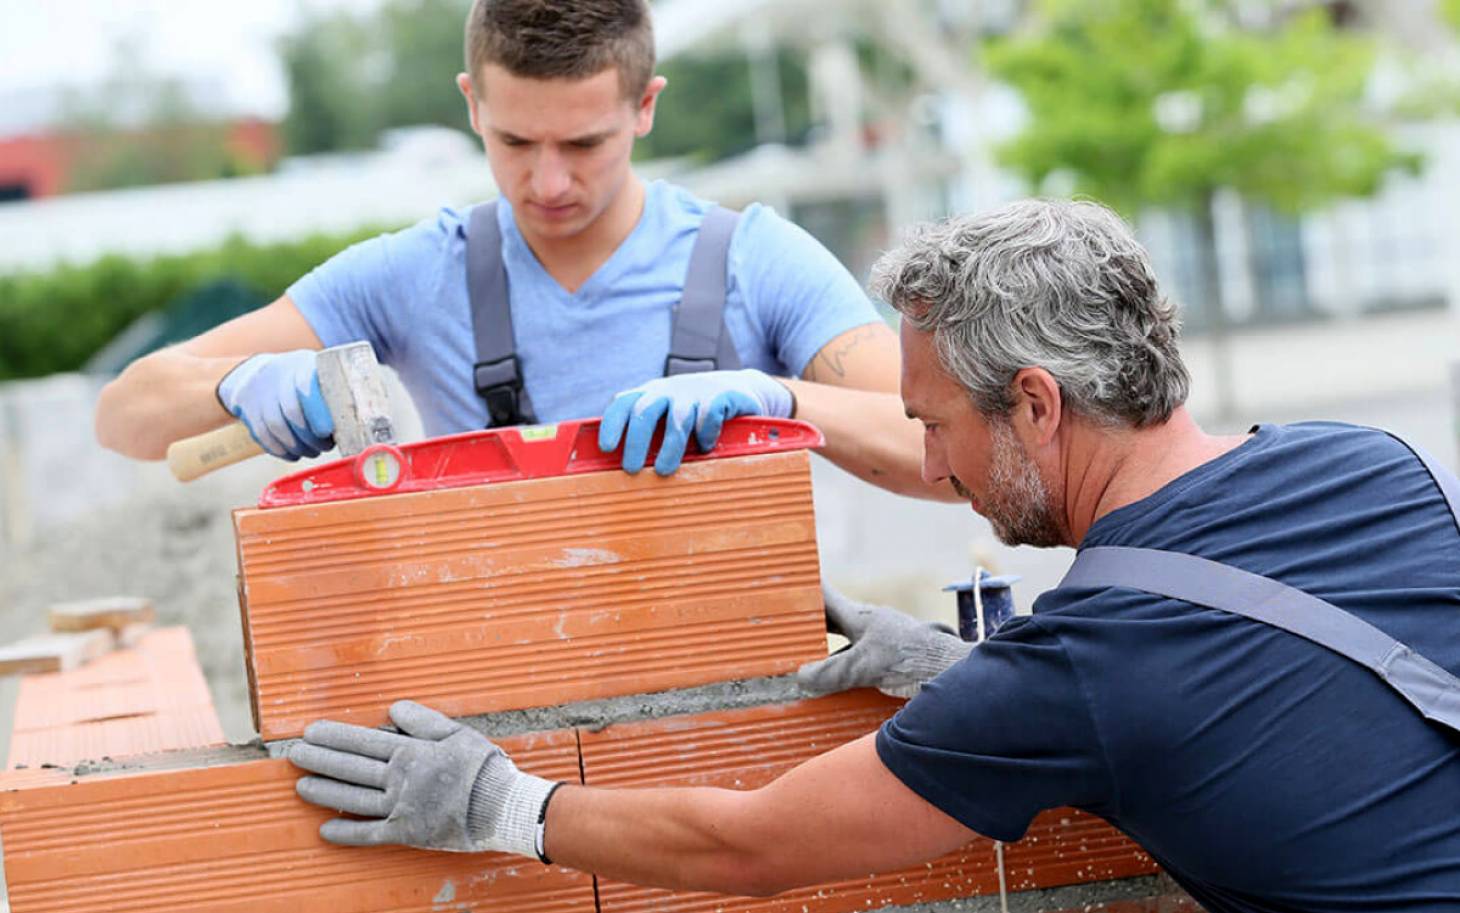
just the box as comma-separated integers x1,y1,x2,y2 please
580,690,1155,913
1003,808,1158,892
581,691,989,912
0,769,69,790
8,708,231,771
235,451,825,740
0,729,592,913
7,627,226,769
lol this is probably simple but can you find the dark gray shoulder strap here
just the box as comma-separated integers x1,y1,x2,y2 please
467,200,537,427
666,205,742,376
1061,545,1460,731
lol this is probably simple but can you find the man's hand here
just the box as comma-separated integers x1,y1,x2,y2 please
796,586,973,698
216,350,334,460
288,700,557,856
598,369,793,476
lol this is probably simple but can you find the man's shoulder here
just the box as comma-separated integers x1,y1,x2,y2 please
1088,422,1418,543
643,180,800,244
1047,417,1455,645
365,203,476,264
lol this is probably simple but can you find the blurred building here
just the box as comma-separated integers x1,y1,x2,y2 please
0,118,280,203
0,127,492,269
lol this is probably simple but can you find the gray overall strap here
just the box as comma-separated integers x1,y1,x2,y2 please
1380,430,1460,539
1062,546,1460,731
666,206,742,376
468,200,538,427
1060,428,1460,732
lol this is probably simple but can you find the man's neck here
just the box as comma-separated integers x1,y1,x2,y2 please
519,176,646,293
1060,407,1249,544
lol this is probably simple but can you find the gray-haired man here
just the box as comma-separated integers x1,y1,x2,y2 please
289,199,1460,911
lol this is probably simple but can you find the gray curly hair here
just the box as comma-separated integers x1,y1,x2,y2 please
873,199,1190,427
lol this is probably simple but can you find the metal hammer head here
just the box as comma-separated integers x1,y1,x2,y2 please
317,341,397,456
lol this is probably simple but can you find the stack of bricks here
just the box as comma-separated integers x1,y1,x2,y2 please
5,626,226,771
0,421,1184,913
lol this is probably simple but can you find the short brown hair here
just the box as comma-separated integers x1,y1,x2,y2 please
465,0,655,99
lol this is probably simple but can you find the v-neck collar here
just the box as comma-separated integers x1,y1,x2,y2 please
497,182,658,304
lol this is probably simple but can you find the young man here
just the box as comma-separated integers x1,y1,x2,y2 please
94,0,940,497
289,200,1460,911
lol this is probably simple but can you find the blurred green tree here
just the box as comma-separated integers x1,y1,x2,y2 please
985,0,1421,410
378,0,474,133
636,50,811,163
986,0,1416,217
281,0,471,156
280,11,383,154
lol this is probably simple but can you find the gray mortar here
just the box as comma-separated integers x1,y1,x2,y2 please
883,874,1188,911
462,673,810,737
262,675,809,757
4,740,270,780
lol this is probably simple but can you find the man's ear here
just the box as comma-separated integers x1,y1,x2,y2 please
1010,367,1062,447
456,73,484,136
635,75,668,137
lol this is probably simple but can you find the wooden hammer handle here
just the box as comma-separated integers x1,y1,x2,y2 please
167,421,265,482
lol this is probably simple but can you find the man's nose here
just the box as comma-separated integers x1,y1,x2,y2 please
920,438,949,486
531,149,571,200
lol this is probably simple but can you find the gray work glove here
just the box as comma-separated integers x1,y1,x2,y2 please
288,699,557,857
796,585,973,698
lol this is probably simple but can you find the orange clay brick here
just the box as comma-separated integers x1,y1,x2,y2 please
0,769,70,790
579,690,1155,913
7,627,226,769
1002,807,1158,893
0,628,114,676
1047,895,1198,913
0,729,592,913
47,596,156,633
581,690,996,913
234,451,824,741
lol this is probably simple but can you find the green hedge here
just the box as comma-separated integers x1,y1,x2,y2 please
0,227,388,380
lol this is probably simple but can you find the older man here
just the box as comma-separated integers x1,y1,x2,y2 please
289,200,1460,911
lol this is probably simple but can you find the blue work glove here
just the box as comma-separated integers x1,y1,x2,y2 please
598,368,793,476
289,700,559,856
216,350,335,460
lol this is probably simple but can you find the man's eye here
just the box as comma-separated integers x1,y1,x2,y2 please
569,139,602,150
501,137,529,147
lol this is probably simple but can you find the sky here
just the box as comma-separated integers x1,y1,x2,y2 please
0,0,380,126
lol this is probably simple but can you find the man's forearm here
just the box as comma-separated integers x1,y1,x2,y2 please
95,347,241,460
539,734,973,896
545,784,792,896
783,380,956,502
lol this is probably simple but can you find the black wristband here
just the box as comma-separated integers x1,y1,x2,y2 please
535,781,566,865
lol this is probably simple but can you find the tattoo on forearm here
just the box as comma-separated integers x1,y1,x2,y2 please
808,325,882,381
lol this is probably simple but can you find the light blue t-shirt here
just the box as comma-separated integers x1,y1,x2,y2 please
287,180,880,437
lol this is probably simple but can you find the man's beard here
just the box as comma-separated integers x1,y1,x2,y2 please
953,420,1064,548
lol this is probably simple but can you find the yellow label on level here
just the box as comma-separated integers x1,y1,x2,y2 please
519,424,559,441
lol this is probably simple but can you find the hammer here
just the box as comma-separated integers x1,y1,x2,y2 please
166,341,397,482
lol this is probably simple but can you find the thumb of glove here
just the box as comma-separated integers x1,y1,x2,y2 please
796,645,867,696
389,699,461,741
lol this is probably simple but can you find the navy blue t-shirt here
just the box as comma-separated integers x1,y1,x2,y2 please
878,422,1460,911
